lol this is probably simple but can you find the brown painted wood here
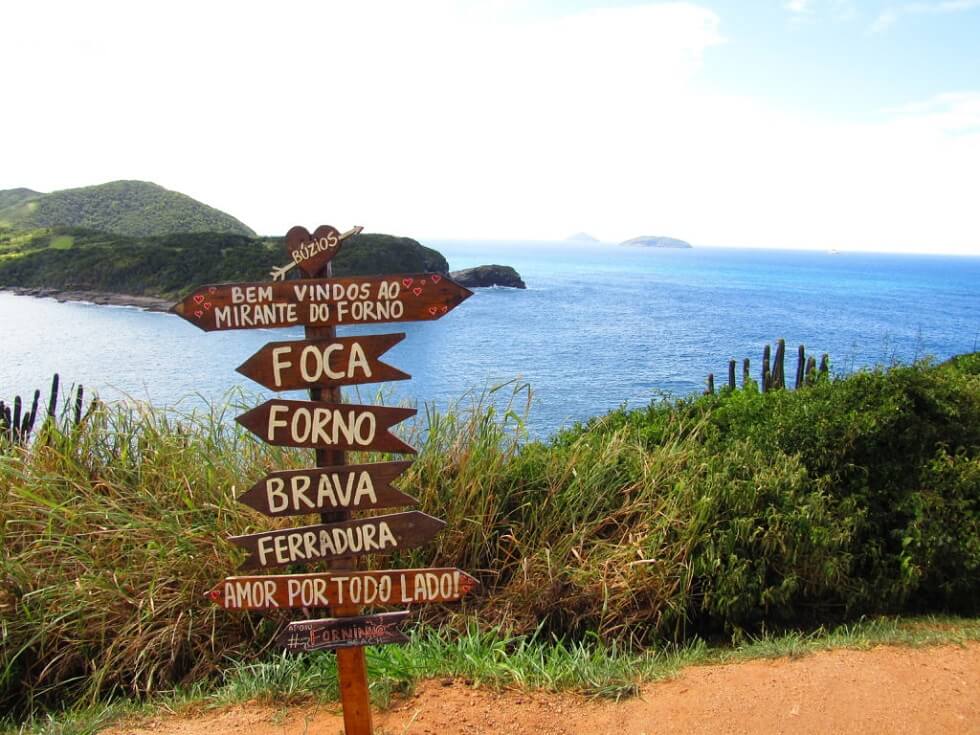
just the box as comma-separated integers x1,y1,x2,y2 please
207,568,481,610
285,225,344,277
278,611,409,652
237,460,416,517
230,511,446,570
235,399,416,454
236,333,410,391
170,273,472,332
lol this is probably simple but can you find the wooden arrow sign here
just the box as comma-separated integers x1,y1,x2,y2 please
237,460,416,517
236,400,416,454
279,611,410,652
237,334,410,391
170,273,471,332
207,568,481,611
230,511,446,570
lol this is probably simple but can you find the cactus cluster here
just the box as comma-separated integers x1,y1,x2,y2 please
706,342,830,395
0,373,87,446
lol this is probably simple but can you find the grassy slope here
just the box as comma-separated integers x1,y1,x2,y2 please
0,181,255,238
0,228,449,298
1,356,977,717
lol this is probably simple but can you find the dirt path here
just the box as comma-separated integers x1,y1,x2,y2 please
104,643,980,735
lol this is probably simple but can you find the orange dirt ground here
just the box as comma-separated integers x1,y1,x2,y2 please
103,643,980,735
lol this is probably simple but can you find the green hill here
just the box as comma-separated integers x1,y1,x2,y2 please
0,188,41,210
0,181,255,238
0,227,449,298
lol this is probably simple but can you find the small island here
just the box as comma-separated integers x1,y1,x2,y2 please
449,264,526,289
565,232,600,243
619,235,692,249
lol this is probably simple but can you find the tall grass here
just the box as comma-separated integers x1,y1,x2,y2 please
2,357,978,715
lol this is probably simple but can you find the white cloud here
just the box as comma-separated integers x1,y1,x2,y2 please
1,2,978,254
871,0,980,32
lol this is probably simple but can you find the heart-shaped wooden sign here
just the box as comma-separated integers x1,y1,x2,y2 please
285,225,343,277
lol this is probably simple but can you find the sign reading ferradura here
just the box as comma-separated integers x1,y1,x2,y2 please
230,511,446,569
170,273,471,332
209,568,480,610
175,222,477,735
279,611,410,652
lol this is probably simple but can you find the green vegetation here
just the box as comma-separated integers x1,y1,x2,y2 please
0,228,449,299
1,357,978,718
0,182,255,238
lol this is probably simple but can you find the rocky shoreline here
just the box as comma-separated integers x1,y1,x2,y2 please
0,286,173,312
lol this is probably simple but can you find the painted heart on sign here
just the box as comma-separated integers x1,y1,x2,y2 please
427,306,438,315
431,274,442,283
420,279,427,285
204,302,212,310
193,294,205,304
194,310,203,318
284,224,343,277
413,287,423,296
208,287,217,294
402,278,413,288
440,305,448,313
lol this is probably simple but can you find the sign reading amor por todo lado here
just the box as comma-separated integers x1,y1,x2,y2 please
235,400,416,454
237,460,416,517
170,273,472,332
209,568,480,611
230,511,446,570
279,611,410,653
237,334,410,391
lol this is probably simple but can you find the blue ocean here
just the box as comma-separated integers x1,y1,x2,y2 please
2,241,978,437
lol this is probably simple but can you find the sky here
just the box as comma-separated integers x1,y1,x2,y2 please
2,1,979,253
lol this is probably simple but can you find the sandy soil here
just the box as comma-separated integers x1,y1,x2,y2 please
102,643,979,735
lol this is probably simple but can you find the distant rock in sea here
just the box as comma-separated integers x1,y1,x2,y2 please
449,264,526,289
566,232,600,243
619,235,692,249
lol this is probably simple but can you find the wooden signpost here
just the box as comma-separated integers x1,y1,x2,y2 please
173,223,475,735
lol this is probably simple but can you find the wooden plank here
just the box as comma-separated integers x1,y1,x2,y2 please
229,511,446,570
278,611,409,652
170,273,472,332
236,333,410,391
207,568,481,610
235,400,416,454
237,460,416,517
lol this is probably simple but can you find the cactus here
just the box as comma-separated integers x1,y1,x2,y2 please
762,344,772,392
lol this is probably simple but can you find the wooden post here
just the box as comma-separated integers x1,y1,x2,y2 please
307,261,374,735
795,345,805,390
819,353,830,378
706,373,715,395
742,358,751,389
728,360,736,391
